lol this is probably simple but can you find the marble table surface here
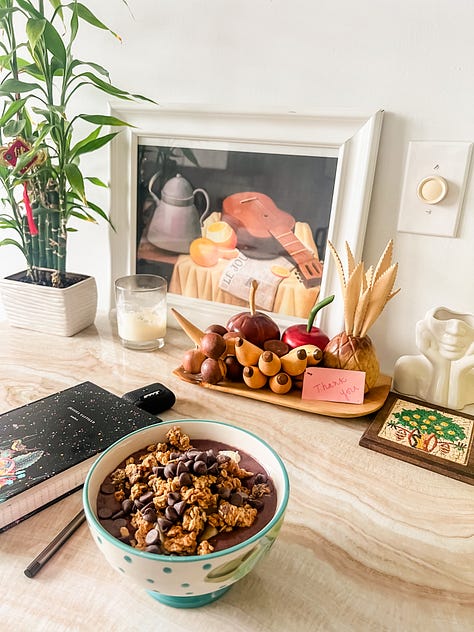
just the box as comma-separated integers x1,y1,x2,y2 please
0,316,473,631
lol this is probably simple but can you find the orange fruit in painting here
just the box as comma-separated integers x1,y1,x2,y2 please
206,221,237,249
189,238,219,267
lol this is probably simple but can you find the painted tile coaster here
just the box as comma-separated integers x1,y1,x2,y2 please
359,392,474,485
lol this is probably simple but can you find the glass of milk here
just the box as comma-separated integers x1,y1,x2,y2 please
115,275,167,350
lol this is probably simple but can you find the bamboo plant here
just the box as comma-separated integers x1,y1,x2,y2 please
0,0,152,286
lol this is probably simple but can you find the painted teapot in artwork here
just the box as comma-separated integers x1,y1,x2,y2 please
146,173,211,254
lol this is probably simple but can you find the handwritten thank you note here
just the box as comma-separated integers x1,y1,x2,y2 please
302,367,365,404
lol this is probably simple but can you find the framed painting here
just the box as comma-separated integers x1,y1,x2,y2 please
108,105,384,337
360,392,474,485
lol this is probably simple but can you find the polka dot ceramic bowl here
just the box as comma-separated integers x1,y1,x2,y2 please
83,419,289,608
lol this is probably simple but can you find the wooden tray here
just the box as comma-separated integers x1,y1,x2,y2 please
173,367,392,418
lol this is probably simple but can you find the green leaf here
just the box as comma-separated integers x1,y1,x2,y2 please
84,199,113,225
0,78,41,94
15,62,44,81
43,21,66,65
71,132,118,158
65,2,121,40
69,126,101,155
0,237,24,252
65,163,86,202
130,92,156,104
0,7,19,20
50,56,65,76
70,58,110,79
70,11,78,43
15,0,42,17
81,71,132,97
26,18,46,51
3,118,25,137
85,176,108,188
79,114,133,127
0,217,19,229
69,207,97,222
0,98,27,126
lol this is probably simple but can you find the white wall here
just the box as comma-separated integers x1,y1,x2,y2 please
1,0,473,377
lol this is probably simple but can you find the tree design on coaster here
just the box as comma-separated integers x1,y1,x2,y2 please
389,407,467,454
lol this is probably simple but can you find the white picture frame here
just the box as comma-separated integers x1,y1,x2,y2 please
108,104,384,338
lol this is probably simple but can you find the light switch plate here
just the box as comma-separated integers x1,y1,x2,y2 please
397,141,472,237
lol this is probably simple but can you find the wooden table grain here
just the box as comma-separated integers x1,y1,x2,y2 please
0,316,473,632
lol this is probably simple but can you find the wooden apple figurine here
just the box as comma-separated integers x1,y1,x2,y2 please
281,295,334,350
226,279,280,348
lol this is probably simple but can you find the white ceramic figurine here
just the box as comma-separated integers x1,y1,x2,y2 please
393,306,474,410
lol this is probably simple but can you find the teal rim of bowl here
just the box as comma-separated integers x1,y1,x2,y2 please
83,418,290,563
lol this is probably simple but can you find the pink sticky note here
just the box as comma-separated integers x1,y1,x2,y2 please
301,367,365,404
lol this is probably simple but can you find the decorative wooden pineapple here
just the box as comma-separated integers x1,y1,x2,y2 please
323,239,400,392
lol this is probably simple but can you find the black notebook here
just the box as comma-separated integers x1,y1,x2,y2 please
0,381,161,532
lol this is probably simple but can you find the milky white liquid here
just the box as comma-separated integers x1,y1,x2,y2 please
117,308,166,342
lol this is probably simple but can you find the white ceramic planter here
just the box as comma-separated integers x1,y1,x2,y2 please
0,271,97,336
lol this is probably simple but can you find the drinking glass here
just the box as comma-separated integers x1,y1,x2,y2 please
115,275,167,350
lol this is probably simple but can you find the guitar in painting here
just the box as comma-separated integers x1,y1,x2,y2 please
222,192,323,288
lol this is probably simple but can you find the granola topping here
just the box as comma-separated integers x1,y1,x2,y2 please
97,426,276,556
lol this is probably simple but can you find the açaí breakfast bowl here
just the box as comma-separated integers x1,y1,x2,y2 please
83,419,289,608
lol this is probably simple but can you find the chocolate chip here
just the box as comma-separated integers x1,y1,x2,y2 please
98,507,113,519
176,461,188,475
145,528,160,546
100,482,115,494
114,518,128,528
145,544,162,554
217,485,231,499
167,492,181,505
193,460,207,475
139,491,154,504
173,500,187,516
152,466,165,478
165,506,178,522
111,510,125,520
216,454,230,465
164,462,177,478
207,462,219,474
142,509,157,523
249,498,264,510
255,473,267,484
178,472,192,487
157,517,173,533
230,491,247,507
121,499,133,514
